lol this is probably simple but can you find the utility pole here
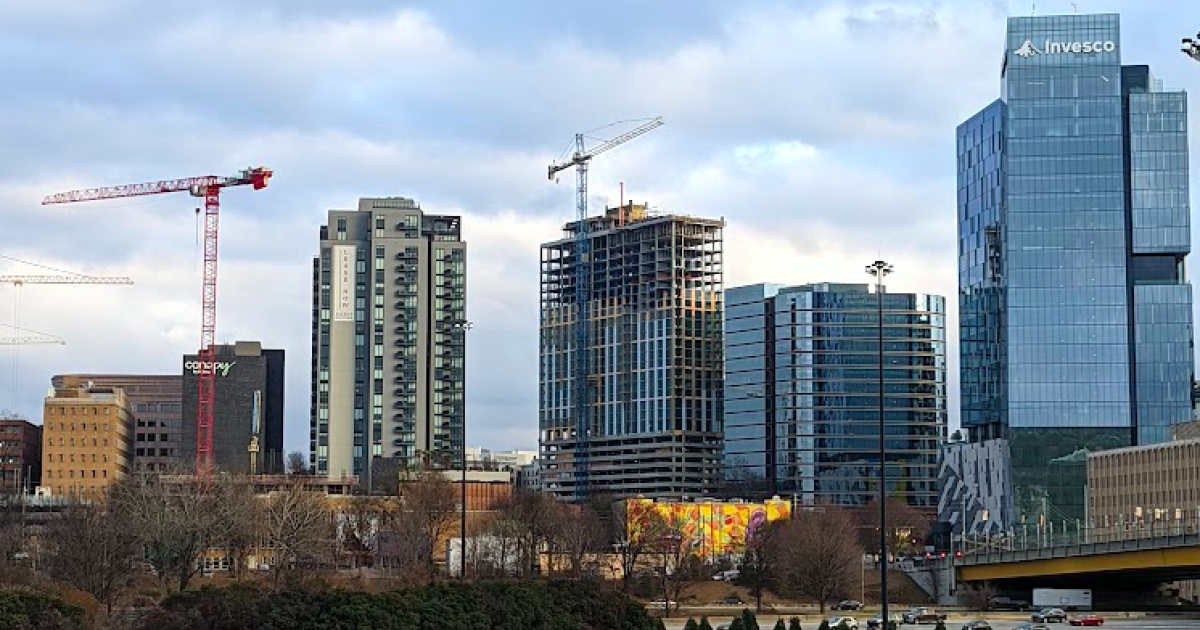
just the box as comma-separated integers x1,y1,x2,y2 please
865,260,893,618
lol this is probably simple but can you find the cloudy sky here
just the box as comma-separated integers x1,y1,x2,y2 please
1,0,1198,454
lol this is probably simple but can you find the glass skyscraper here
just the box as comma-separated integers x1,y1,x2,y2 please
725,283,946,508
957,13,1194,527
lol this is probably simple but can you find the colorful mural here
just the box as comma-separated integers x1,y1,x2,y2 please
624,498,791,558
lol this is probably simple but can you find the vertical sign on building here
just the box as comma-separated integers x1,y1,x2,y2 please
332,244,356,322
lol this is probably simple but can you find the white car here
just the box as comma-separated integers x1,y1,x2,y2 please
828,616,860,630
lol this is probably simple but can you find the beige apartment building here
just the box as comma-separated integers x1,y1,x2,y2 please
42,382,134,500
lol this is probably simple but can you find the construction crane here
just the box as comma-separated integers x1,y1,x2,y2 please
547,118,663,500
0,275,132,286
0,322,64,346
43,167,273,473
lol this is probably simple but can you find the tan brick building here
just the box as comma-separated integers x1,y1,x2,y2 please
42,382,134,500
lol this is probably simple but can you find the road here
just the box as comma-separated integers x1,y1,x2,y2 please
661,615,1200,630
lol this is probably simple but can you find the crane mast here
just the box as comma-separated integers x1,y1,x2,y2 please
547,118,663,500
44,167,272,473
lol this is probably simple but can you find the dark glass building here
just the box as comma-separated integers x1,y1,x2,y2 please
724,283,946,508
182,341,285,474
956,13,1194,528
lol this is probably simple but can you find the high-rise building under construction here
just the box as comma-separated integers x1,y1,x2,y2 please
539,203,725,501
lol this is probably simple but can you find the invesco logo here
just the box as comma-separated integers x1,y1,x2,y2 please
1014,39,1116,58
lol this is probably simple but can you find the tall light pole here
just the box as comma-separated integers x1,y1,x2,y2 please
865,260,893,621
453,320,474,580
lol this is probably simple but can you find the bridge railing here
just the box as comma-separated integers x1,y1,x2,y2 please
956,516,1200,566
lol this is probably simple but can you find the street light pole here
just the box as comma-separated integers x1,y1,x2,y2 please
866,260,893,621
454,320,474,580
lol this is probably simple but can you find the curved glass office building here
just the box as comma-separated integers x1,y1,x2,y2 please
725,283,947,508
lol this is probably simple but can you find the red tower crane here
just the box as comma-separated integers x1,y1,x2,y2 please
43,167,273,472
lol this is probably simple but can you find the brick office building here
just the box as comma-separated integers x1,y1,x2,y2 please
0,418,41,493
52,374,182,471
181,341,284,474
42,383,134,499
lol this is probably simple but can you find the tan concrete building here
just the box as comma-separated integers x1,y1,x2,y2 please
1088,438,1200,538
41,382,134,500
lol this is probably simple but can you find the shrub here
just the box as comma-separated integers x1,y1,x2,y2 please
0,589,85,630
141,581,662,630
817,621,830,630
773,619,786,630
934,621,947,630
788,617,803,630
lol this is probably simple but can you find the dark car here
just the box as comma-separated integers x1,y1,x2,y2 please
903,608,948,624
991,596,1032,611
1032,608,1068,623
1015,624,1050,630
836,600,865,611
867,614,902,630
962,622,993,630
712,598,745,606
1069,615,1104,627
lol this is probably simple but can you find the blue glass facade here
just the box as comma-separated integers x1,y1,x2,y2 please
957,13,1194,525
725,283,946,508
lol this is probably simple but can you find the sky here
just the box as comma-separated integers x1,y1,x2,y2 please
1,0,1199,455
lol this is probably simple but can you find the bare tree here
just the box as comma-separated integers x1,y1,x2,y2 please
45,502,140,613
211,476,260,581
397,468,458,579
858,498,933,558
773,508,862,614
286,451,310,476
499,490,558,578
653,509,704,618
110,470,223,593
554,504,605,578
963,581,998,611
611,498,667,591
337,496,394,573
263,479,331,589
743,519,785,612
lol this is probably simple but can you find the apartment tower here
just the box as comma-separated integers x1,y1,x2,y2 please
312,197,466,485
539,203,724,501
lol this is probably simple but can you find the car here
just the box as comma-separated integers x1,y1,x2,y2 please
1032,608,1067,623
836,600,865,611
712,598,745,606
648,599,676,610
866,614,902,629
962,622,993,630
1014,624,1050,630
1069,615,1104,627
827,616,860,630
902,608,948,624
991,596,1032,611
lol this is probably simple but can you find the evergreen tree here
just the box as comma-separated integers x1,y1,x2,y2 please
788,617,803,630
741,608,760,630
817,621,830,630
730,618,746,630
934,621,947,630
773,619,786,630
699,617,714,630
685,619,700,630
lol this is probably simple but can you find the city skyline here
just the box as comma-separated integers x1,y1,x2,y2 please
4,1,1200,455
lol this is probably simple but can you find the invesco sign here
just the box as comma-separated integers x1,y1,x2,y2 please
1013,39,1116,58
184,360,236,377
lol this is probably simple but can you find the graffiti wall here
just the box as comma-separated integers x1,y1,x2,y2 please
625,498,791,558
